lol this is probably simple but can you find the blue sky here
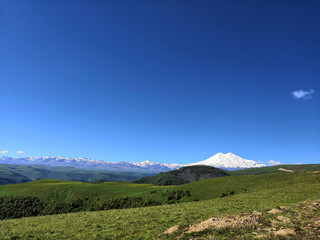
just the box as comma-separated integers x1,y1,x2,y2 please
1,0,319,165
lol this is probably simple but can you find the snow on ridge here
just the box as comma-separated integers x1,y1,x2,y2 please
0,156,182,172
130,160,183,170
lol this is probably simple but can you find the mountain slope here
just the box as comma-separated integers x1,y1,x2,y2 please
0,164,154,185
188,152,266,170
134,165,229,186
228,164,320,176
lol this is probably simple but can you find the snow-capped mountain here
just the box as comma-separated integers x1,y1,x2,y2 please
0,156,182,172
187,152,266,170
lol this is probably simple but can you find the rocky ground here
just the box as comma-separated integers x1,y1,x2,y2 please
161,199,320,239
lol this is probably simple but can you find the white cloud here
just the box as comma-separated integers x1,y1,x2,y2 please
294,162,302,165
268,160,282,166
291,89,315,99
16,151,24,154
0,150,8,154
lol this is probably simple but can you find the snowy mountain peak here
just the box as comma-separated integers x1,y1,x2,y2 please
187,152,266,170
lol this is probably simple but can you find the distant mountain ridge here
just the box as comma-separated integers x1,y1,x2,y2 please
0,152,265,172
0,156,182,173
0,163,152,185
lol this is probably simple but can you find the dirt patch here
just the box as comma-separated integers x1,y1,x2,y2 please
163,225,179,234
275,228,296,236
278,168,294,173
186,213,261,233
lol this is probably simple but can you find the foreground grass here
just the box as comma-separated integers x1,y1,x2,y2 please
0,172,319,239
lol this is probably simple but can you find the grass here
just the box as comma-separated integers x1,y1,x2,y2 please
0,171,319,239
0,171,319,206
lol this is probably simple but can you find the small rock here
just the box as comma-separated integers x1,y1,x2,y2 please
252,211,262,216
279,206,288,210
268,208,282,214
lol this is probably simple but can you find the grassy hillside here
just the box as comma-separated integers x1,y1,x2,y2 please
0,164,154,185
0,171,319,239
0,171,319,208
134,165,229,186
228,164,320,176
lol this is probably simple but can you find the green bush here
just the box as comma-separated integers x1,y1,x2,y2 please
0,196,84,220
89,197,161,211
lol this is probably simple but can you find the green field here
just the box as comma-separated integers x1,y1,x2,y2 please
0,171,319,239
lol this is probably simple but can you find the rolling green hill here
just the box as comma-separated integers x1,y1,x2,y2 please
0,170,319,209
0,164,154,185
228,164,320,176
134,165,229,185
0,171,319,239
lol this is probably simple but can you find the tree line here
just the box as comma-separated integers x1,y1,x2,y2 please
0,195,161,220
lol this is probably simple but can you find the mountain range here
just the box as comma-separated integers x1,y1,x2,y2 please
0,153,265,172
0,156,181,172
